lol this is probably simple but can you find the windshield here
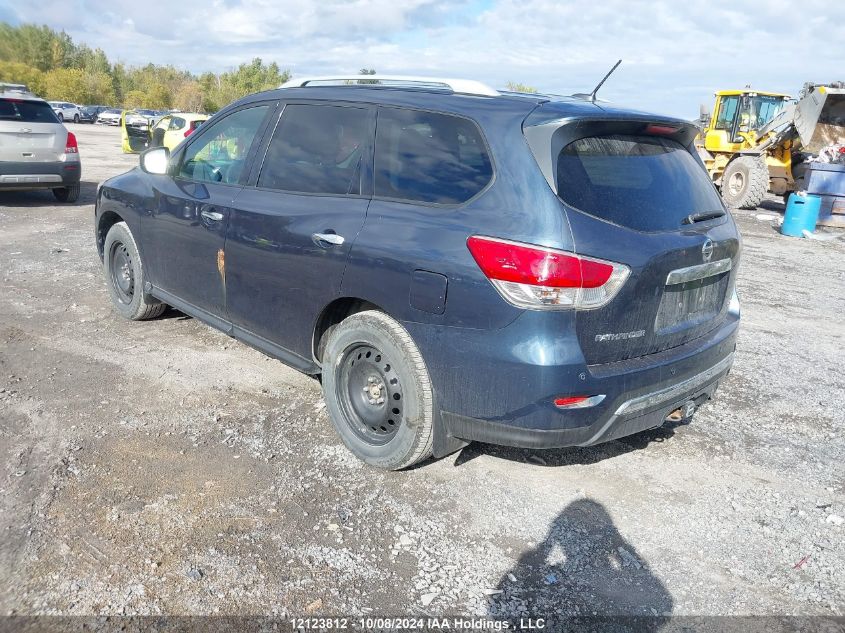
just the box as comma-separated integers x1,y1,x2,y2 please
747,95,786,130
0,98,60,123
556,134,725,232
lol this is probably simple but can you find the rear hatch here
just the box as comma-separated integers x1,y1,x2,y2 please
525,114,740,365
0,97,66,163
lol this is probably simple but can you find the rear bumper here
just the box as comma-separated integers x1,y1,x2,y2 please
443,352,731,448
406,309,738,451
0,160,81,190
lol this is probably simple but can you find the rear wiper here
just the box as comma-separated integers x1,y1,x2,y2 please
683,210,725,225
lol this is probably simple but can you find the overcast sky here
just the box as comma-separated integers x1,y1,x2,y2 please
2,0,843,117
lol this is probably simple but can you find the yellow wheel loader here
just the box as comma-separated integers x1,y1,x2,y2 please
696,83,845,211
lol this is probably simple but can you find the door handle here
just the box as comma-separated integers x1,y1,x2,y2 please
312,232,345,246
201,209,224,222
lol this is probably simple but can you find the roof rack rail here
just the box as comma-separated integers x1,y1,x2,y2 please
280,75,500,97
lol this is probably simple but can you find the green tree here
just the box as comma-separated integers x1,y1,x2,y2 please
173,80,204,112
43,67,87,102
357,68,378,85
506,81,538,94
80,70,116,104
142,83,172,109
123,90,146,109
0,60,45,94
0,22,291,111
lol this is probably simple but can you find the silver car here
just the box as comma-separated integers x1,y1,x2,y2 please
48,101,81,123
1,89,82,202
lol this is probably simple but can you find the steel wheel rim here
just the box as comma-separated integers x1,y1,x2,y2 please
728,171,745,196
109,241,135,305
336,344,403,445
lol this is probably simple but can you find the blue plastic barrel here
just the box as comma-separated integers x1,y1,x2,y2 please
782,194,822,237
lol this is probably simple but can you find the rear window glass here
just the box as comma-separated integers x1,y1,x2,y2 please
0,99,59,123
375,107,492,205
258,104,370,196
556,134,724,232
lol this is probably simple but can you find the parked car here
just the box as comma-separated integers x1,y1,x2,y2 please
96,108,122,125
79,105,110,123
94,75,740,470
147,113,208,151
120,110,155,153
1,89,81,202
48,101,81,123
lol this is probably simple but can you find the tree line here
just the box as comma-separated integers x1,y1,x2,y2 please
0,23,290,112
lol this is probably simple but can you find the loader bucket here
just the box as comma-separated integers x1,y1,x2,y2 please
795,87,845,153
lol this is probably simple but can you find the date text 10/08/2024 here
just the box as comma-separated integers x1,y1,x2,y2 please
290,617,546,630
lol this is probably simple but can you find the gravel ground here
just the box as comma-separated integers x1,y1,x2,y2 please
0,125,843,625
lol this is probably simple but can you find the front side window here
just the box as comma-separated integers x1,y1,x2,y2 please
748,96,785,130
178,105,269,185
714,96,739,130
374,107,493,205
258,104,370,195
169,116,186,131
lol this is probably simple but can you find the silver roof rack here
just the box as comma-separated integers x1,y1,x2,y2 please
280,75,500,97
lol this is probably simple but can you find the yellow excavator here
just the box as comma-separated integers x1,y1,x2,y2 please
696,83,845,210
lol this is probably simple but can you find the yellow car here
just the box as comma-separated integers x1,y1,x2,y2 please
150,113,209,150
121,111,208,153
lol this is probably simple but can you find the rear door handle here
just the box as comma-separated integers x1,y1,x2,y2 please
312,232,345,246
201,209,224,222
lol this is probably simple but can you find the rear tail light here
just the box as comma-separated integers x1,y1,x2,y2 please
466,236,629,309
184,127,194,138
65,131,78,154
554,395,606,409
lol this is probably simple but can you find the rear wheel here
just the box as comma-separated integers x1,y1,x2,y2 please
721,156,768,209
53,184,80,203
73,114,80,123
103,221,166,320
322,310,434,470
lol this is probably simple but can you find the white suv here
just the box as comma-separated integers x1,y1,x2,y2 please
1,90,82,202
48,101,81,123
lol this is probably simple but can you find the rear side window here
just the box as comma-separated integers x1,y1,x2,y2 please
375,107,492,205
0,99,59,123
556,135,724,232
258,104,369,196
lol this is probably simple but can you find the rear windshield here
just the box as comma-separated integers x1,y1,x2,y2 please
0,99,60,123
556,134,724,232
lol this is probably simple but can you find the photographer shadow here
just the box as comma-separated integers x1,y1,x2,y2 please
487,498,673,631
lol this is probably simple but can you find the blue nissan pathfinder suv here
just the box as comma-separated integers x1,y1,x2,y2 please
94,75,740,469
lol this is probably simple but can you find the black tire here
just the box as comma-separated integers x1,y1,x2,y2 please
57,113,63,122
721,156,768,209
322,310,434,470
73,114,79,123
52,184,80,203
103,221,166,321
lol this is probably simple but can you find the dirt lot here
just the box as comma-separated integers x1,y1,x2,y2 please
1,124,843,624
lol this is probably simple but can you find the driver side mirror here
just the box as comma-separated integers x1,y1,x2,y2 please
140,146,170,175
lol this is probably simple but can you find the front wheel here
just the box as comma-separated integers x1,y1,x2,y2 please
721,156,768,209
322,310,434,470
57,113,64,122
103,221,167,320
73,114,80,123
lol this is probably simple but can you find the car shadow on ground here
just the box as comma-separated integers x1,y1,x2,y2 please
0,180,100,207
453,420,688,468
486,498,673,629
